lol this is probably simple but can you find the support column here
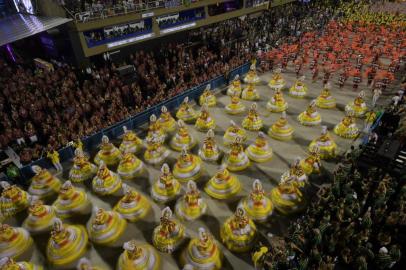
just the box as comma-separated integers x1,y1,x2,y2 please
67,24,90,68
152,16,160,37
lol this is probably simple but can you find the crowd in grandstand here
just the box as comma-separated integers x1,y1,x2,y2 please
60,0,190,14
0,1,336,164
157,8,205,29
85,21,151,44
0,0,405,269
106,23,149,38
255,150,405,269
157,14,196,28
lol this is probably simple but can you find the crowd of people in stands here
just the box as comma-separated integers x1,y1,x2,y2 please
157,14,197,29
59,0,192,14
256,152,404,269
396,92,406,144
104,23,150,39
0,0,405,267
85,21,151,44
1,1,334,165
157,8,205,29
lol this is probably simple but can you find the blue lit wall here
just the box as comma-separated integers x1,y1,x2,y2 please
0,1,4,17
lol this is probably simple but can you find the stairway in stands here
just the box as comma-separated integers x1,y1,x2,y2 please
358,141,382,168
393,148,406,176
358,140,405,177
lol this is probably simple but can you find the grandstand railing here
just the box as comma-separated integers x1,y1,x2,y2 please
158,16,202,29
18,62,251,182
74,0,200,22
86,28,153,48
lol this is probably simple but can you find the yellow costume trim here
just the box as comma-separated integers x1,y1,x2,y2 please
316,88,336,109
114,187,150,222
151,164,181,203
176,98,197,123
181,228,223,269
46,222,88,266
246,132,273,163
220,208,257,253
270,183,305,215
0,183,30,217
199,90,217,107
173,151,203,182
205,167,241,200
308,132,337,160
117,241,161,270
119,128,142,154
28,166,61,200
0,258,43,270
158,106,176,132
92,165,123,196
240,180,273,222
23,200,56,233
117,153,144,181
94,137,122,167
288,80,307,98
88,209,127,246
152,207,185,253
266,90,288,112
0,225,33,260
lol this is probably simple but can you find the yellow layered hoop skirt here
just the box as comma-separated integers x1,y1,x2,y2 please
268,122,294,141
316,94,336,109
181,238,223,270
152,224,185,253
266,99,288,112
117,243,161,270
270,187,305,215
309,139,337,160
173,156,203,183
245,145,273,163
297,111,321,126
46,225,88,266
239,197,273,222
220,219,257,253
204,174,241,200
334,122,359,139
242,117,263,131
289,84,307,98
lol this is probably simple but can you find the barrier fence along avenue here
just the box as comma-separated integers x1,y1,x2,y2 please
18,63,251,181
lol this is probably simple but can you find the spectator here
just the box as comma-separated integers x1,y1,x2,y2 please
0,1,335,164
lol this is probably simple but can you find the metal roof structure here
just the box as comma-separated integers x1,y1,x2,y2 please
0,13,72,46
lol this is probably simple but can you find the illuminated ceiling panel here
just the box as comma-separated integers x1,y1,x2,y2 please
0,13,72,46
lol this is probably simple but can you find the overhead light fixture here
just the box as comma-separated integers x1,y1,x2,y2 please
142,12,154,18
160,22,197,34
107,33,155,48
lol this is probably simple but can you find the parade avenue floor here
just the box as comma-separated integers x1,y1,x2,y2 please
9,65,387,270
